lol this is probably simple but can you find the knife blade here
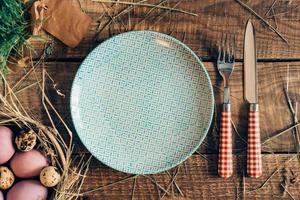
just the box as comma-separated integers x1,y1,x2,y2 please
244,19,262,178
244,20,258,104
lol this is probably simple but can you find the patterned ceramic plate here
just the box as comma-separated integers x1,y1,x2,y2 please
71,31,214,174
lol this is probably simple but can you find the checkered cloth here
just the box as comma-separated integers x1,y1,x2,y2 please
247,111,262,178
218,111,233,178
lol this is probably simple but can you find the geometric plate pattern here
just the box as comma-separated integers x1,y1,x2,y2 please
70,31,214,174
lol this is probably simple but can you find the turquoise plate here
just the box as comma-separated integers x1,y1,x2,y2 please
71,31,214,174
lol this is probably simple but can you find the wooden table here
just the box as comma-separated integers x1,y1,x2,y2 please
15,0,300,199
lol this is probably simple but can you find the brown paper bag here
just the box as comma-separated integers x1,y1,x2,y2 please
31,0,92,48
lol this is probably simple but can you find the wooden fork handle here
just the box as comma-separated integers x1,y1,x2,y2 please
218,103,233,178
247,103,262,178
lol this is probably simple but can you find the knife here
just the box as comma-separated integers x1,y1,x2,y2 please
244,20,262,178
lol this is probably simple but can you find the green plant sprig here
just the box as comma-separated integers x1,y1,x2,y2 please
0,0,31,73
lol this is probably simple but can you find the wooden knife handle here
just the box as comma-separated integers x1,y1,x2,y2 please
218,104,233,178
247,104,262,178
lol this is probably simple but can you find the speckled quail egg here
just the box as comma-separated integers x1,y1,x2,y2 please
15,130,37,152
40,166,61,187
0,166,14,190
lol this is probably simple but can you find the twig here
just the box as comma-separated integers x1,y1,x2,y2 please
101,2,130,32
247,154,297,196
271,8,278,30
294,102,300,155
265,0,278,16
14,81,41,95
161,166,181,199
171,170,174,196
81,175,138,195
34,68,73,142
77,0,85,12
143,175,170,195
183,161,188,175
44,70,65,98
284,86,296,116
94,0,147,36
166,171,184,196
136,0,168,26
151,175,161,199
113,0,148,23
131,176,137,200
247,169,278,192
266,4,300,19
195,150,210,161
231,119,247,144
10,64,38,94
235,0,289,45
40,69,67,164
284,65,300,160
280,183,296,200
262,122,300,145
92,0,198,16
150,0,184,28
182,32,187,43
281,168,289,197
94,3,113,37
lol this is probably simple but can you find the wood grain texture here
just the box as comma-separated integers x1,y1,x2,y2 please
7,61,299,153
80,154,300,200
3,0,300,199
29,0,300,60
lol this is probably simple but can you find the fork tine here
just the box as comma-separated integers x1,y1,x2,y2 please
229,34,234,62
222,33,226,62
218,33,224,62
225,34,235,63
226,33,231,62
218,42,221,62
233,34,236,62
226,33,231,63
218,33,236,63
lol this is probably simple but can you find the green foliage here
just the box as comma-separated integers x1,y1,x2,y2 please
0,0,30,73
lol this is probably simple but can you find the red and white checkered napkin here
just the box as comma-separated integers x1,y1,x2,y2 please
218,112,233,178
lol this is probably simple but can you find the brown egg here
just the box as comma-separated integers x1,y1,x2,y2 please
0,126,15,165
0,166,14,190
7,180,48,200
40,166,61,187
10,149,48,178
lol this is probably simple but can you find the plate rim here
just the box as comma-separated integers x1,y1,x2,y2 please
70,30,215,174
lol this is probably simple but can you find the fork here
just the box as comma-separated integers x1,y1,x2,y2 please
217,34,235,178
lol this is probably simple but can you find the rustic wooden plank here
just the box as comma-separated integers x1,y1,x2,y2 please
29,0,300,60
6,61,300,153
80,154,300,199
